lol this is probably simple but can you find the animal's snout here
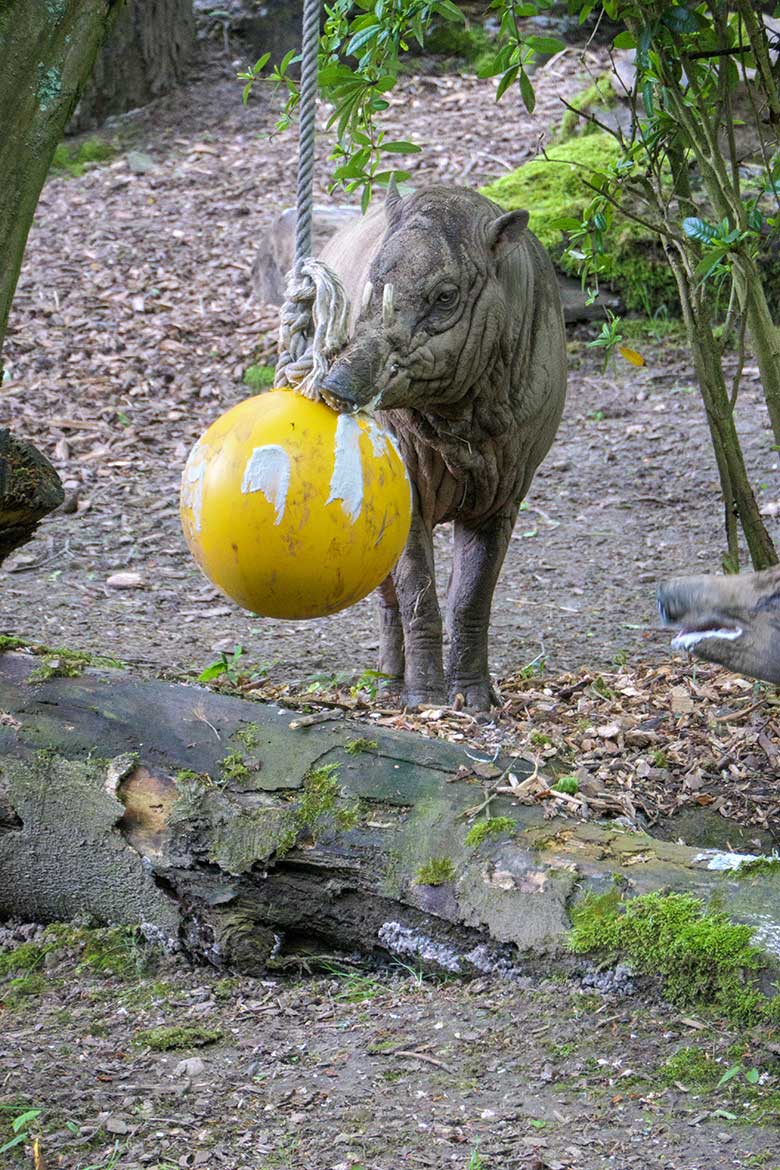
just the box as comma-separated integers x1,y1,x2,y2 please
320,365,363,413
657,585,675,625
657,582,691,626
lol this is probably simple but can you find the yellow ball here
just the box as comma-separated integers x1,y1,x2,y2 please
180,390,412,619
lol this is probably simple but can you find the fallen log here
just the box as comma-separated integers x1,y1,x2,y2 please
0,429,64,565
0,651,778,979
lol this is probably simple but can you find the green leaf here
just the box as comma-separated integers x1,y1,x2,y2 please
746,1067,760,1084
346,24,381,57
549,217,583,231
433,0,465,22
662,6,707,33
12,1111,42,1133
519,69,536,113
381,140,421,153
682,216,717,243
197,661,227,683
613,31,635,49
252,51,271,73
693,245,730,281
0,1135,28,1155
496,65,520,102
525,35,566,55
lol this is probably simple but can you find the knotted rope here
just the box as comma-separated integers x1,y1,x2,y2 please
274,0,350,399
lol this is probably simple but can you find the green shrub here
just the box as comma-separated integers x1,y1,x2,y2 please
480,134,679,314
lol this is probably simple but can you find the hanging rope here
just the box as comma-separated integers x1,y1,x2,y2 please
275,0,350,399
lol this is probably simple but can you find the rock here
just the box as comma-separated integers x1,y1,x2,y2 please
174,1056,206,1078
104,1117,130,1134
557,273,622,323
126,150,157,174
106,571,145,588
251,206,361,304
193,0,302,61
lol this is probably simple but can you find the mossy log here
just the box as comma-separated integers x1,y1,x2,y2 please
1,652,779,979
0,430,64,565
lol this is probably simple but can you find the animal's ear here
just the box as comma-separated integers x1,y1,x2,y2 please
487,209,529,255
385,173,404,223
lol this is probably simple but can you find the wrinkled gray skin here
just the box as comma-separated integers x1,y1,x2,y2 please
319,186,567,710
658,566,780,684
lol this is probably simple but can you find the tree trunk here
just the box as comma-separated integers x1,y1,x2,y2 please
1,653,777,978
0,0,122,366
668,249,778,570
68,0,195,134
0,430,64,566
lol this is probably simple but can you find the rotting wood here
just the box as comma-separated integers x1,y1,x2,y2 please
0,652,779,981
0,429,64,566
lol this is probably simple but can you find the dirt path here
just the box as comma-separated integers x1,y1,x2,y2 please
1,926,778,1170
2,45,777,689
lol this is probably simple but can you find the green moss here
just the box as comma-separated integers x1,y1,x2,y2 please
0,939,53,977
0,637,125,679
219,750,252,781
4,974,47,1006
415,857,456,885
235,723,262,749
464,817,517,848
213,977,242,1000
660,1045,719,1088
344,737,379,755
737,856,780,877
480,133,679,314
569,891,780,1025
559,72,618,142
37,65,62,113
422,17,492,64
50,137,116,178
77,926,152,979
134,1024,224,1051
242,364,276,391
0,635,26,652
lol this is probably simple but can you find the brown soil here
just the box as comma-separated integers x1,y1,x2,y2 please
2,45,776,689
1,925,778,1170
2,42,780,1170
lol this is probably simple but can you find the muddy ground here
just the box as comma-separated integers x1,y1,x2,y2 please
1,38,780,1170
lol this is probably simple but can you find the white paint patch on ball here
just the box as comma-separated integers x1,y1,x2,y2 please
327,414,364,522
241,445,291,525
181,440,207,532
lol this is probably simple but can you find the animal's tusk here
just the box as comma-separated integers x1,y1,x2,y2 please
361,280,373,313
382,282,395,326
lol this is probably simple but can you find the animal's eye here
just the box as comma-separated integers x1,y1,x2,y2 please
434,287,458,309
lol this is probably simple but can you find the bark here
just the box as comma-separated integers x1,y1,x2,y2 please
0,0,122,365
670,256,778,569
1,654,776,978
0,429,64,566
69,0,195,133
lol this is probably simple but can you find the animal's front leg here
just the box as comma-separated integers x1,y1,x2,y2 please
376,575,404,685
392,508,445,708
446,512,516,710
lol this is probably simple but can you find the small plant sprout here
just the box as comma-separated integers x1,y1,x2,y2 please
552,775,579,796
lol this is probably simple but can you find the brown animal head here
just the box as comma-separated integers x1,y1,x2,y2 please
320,187,532,414
658,566,780,683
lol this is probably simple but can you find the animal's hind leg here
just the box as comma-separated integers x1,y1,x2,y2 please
377,575,404,684
445,511,516,711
